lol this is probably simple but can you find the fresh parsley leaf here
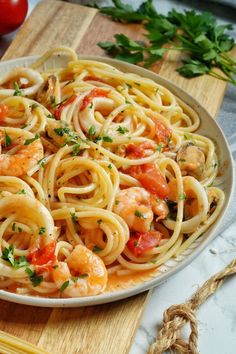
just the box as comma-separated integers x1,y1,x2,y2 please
98,1,236,86
70,212,78,224
179,193,186,200
1,245,15,267
39,227,46,235
38,157,46,168
4,131,11,147
92,245,102,253
117,126,129,134
88,125,96,140
54,127,70,136
71,143,81,156
2,245,28,269
17,189,26,195
26,267,43,287
78,273,88,278
13,82,22,96
60,280,70,292
24,134,40,145
103,136,113,143
31,103,38,110
135,210,146,219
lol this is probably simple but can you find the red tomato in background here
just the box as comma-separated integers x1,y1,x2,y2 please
0,0,28,36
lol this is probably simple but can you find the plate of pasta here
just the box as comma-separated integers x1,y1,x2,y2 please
0,47,233,307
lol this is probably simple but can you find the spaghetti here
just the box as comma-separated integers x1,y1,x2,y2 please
0,47,225,298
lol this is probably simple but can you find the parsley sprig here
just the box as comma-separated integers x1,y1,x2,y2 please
98,1,236,85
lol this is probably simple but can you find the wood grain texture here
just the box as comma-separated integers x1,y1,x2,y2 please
0,1,231,354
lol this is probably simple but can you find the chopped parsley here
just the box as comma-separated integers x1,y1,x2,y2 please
4,131,11,147
54,127,70,136
156,143,163,152
92,245,102,253
179,193,186,200
12,223,16,231
135,210,146,219
71,143,81,156
60,280,70,292
39,227,46,235
108,164,112,169
78,273,88,278
13,82,22,96
70,212,78,224
117,126,129,134
25,267,43,287
17,189,26,195
31,103,38,110
24,134,39,145
50,95,56,107
97,219,102,225
2,245,28,269
18,227,22,233
38,157,46,168
88,103,93,109
88,125,96,140
47,113,55,119
102,136,113,143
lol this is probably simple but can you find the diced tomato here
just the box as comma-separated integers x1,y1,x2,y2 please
0,104,9,122
126,142,154,159
80,88,110,112
127,231,162,257
27,241,56,266
126,144,145,158
84,76,105,83
54,95,77,119
126,163,169,199
154,120,172,146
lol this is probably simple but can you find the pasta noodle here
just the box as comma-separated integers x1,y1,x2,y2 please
0,47,225,298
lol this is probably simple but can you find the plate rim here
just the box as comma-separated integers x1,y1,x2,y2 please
0,55,234,307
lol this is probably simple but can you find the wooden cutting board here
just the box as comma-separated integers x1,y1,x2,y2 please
0,1,233,353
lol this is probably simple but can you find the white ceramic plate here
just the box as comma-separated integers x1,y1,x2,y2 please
0,55,234,307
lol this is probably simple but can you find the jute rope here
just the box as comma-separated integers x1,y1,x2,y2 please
148,258,236,354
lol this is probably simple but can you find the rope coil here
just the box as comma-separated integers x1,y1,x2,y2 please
148,258,236,354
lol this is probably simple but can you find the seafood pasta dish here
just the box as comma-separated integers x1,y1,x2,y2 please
0,47,224,298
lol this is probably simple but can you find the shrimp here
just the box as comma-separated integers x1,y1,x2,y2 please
150,195,169,221
113,187,169,232
52,245,107,297
0,128,43,176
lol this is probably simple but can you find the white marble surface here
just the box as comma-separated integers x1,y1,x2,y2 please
1,1,236,353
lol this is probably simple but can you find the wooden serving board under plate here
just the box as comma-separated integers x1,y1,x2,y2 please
0,1,234,353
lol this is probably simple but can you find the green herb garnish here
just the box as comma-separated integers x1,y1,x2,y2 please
39,227,46,235
1,245,28,269
24,134,39,145
102,136,113,143
135,210,146,219
26,267,43,287
70,212,78,224
117,126,129,134
60,280,70,292
179,193,186,200
98,1,236,85
92,245,102,253
17,189,26,195
13,82,22,96
4,131,11,147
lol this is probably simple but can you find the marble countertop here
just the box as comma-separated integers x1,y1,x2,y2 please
1,1,235,353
